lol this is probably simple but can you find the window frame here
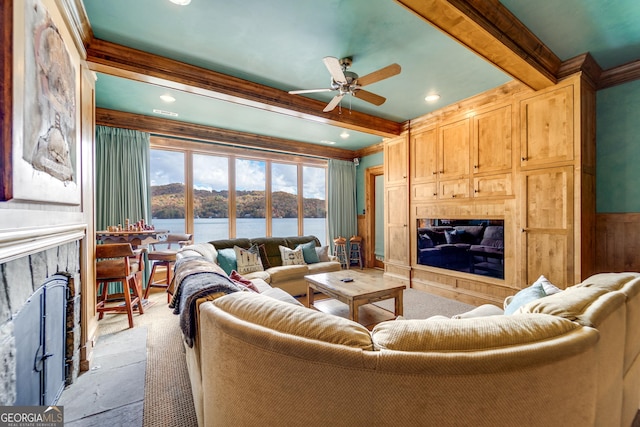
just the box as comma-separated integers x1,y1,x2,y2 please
150,136,328,241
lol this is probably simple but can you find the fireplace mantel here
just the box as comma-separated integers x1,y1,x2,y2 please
0,224,87,264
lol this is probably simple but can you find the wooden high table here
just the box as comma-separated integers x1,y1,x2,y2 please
96,229,169,248
305,270,404,324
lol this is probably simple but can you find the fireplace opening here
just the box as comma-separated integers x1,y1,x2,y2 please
13,274,69,406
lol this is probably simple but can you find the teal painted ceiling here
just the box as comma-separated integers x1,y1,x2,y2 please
83,0,640,151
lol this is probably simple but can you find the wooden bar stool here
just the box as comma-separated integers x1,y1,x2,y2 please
95,243,145,329
145,233,193,302
349,235,363,269
333,236,348,269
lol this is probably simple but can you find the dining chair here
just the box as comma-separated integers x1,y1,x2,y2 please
95,243,145,328
145,233,194,302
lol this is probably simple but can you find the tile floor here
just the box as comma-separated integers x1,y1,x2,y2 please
57,326,147,426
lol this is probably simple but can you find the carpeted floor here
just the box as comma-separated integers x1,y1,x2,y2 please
97,284,476,427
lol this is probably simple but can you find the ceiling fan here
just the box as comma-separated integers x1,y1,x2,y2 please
288,56,401,112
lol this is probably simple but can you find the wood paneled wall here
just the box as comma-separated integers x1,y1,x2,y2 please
595,213,640,273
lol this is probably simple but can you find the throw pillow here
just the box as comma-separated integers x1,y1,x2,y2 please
257,244,271,269
297,240,320,264
216,248,237,275
315,245,330,262
279,245,306,266
537,275,563,295
229,270,260,292
504,275,561,315
234,245,264,275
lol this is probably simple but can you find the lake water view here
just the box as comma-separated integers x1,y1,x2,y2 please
152,217,328,246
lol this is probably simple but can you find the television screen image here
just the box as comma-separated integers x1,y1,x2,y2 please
417,219,504,279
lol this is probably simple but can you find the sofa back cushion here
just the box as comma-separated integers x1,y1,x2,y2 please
249,237,288,267
211,291,374,350
479,225,504,248
372,314,584,353
210,238,252,251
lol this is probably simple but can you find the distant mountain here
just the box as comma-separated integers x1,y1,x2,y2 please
151,184,326,219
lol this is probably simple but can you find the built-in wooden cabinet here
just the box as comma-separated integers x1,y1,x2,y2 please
384,134,410,285
520,85,574,168
383,74,595,305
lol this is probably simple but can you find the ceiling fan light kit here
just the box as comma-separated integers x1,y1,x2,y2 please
289,56,401,113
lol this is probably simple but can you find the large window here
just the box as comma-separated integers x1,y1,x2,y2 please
272,162,298,238
193,153,229,241
149,138,327,244
149,149,185,234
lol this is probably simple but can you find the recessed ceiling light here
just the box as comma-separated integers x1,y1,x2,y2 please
169,0,191,5
153,109,178,117
160,94,176,103
320,140,336,145
425,94,441,102
340,131,350,139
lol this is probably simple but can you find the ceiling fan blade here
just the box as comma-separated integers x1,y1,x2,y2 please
323,94,345,112
354,89,386,106
357,63,401,87
288,88,333,94
323,56,347,84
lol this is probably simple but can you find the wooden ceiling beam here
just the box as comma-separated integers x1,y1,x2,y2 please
86,39,402,138
95,108,357,161
396,0,561,90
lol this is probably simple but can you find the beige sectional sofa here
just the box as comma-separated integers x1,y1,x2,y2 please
172,245,640,427
196,235,341,297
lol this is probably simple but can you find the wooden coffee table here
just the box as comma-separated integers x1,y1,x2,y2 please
305,270,404,323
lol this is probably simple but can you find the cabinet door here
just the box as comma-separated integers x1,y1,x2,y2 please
520,166,574,288
520,85,574,168
411,127,438,184
385,185,409,265
412,182,438,200
439,178,469,200
385,136,408,185
439,118,470,180
473,105,512,174
473,174,512,198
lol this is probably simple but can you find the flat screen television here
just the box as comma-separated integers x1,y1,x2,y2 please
416,219,504,279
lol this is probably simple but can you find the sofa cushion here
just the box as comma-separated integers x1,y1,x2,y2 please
452,304,504,319
307,261,342,275
243,270,271,284
210,238,252,251
297,240,320,264
267,264,309,282
212,291,374,350
372,314,583,352
250,237,288,268
515,286,612,323
285,235,320,249
261,287,304,306
234,245,264,274
216,248,237,275
480,225,504,249
279,245,306,266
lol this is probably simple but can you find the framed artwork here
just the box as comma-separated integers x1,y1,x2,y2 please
1,0,80,204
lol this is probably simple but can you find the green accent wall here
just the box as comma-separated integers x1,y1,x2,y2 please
355,152,384,215
597,80,640,213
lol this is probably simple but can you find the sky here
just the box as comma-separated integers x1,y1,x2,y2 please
149,149,326,199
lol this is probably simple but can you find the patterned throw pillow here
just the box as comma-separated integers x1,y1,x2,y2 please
234,245,264,274
279,245,306,266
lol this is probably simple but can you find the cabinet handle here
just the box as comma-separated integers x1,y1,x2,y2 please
433,192,437,196
521,228,527,233
474,164,478,169
474,189,479,193
403,224,407,227
403,175,407,179
432,171,437,175
452,194,456,198
521,156,528,161
440,170,444,174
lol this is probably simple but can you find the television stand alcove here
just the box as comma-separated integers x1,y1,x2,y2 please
383,73,596,306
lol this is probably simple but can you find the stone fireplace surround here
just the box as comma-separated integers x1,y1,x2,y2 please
0,239,82,405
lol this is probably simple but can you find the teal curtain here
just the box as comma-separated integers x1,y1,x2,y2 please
327,159,357,252
96,126,151,292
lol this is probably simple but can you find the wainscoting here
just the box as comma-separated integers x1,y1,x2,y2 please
596,213,640,273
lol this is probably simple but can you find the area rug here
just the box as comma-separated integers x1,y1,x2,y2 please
374,288,475,319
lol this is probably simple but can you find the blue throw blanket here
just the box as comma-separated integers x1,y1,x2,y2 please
169,256,241,347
